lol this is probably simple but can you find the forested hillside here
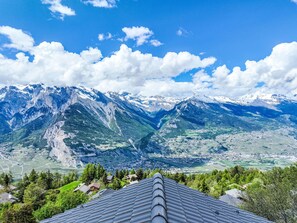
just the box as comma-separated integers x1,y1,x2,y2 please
0,164,296,223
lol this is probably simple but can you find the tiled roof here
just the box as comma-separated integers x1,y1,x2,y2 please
41,173,271,223
219,194,243,207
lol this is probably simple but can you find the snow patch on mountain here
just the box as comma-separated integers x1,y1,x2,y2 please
108,92,180,112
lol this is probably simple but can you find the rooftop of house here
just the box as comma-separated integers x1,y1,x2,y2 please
0,184,17,191
219,194,244,207
89,182,100,189
74,184,90,194
0,192,18,204
41,173,271,223
107,175,114,181
91,189,115,200
127,174,138,178
225,188,245,198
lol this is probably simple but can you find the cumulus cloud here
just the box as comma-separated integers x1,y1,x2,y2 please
0,26,215,96
193,42,297,97
150,39,163,47
0,26,34,51
122,26,162,47
83,0,117,8
41,0,75,19
98,32,113,41
3,26,296,98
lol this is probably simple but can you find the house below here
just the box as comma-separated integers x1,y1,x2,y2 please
107,175,114,183
0,184,17,191
42,173,271,223
0,192,18,204
89,183,100,192
74,184,91,194
91,189,115,200
74,182,101,194
126,174,138,182
219,188,246,207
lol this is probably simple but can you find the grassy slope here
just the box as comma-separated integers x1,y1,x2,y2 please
59,181,81,193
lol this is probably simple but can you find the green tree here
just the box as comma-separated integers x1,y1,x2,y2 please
15,174,30,202
119,170,125,180
81,164,96,184
2,203,35,223
243,167,297,223
37,171,53,190
33,202,63,221
115,170,120,179
112,178,121,190
0,172,13,188
0,203,12,222
23,183,46,210
96,164,105,179
136,169,144,180
102,172,108,186
56,191,88,211
29,169,38,183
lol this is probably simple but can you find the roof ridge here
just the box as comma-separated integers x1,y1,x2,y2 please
151,173,168,223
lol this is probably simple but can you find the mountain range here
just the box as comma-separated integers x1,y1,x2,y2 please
1,84,297,177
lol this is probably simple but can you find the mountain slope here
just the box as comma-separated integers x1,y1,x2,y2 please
0,85,297,176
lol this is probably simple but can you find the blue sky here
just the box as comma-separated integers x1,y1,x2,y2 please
0,0,297,97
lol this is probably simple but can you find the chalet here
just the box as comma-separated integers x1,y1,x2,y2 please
89,182,100,192
219,188,246,207
74,183,91,194
0,184,17,191
41,173,271,223
9,185,17,191
91,189,114,200
0,192,18,204
126,174,138,182
107,175,114,183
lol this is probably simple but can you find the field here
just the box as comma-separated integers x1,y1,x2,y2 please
0,146,78,179
59,181,81,192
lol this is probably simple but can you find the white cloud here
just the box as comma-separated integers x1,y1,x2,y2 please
83,0,117,8
98,32,113,41
0,26,34,51
98,34,104,41
193,42,297,97
41,0,76,19
122,26,162,47
0,26,215,97
176,27,189,37
291,0,297,4
150,39,163,47
122,26,153,46
4,26,297,98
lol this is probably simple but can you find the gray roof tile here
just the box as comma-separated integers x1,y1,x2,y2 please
41,173,271,223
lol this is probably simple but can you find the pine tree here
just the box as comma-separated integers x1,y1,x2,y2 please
102,172,108,186
81,164,96,184
136,169,144,180
29,169,38,183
